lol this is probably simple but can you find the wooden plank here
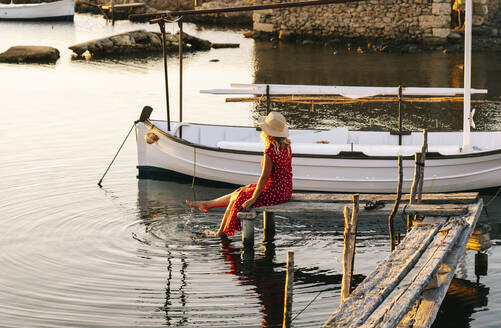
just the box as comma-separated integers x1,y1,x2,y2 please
249,202,468,217
322,219,446,328
398,200,483,328
289,192,478,204
360,217,467,328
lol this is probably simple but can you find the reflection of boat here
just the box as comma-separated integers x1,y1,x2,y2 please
0,0,74,21
135,0,501,193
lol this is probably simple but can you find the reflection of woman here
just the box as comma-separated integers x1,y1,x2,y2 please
219,239,285,327
186,112,293,237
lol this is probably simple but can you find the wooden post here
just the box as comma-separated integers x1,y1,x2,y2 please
158,21,171,131
111,0,115,25
341,194,359,303
398,85,403,146
242,218,255,247
475,252,488,277
407,152,421,232
262,211,276,244
178,19,184,138
416,129,428,202
407,130,427,231
388,156,403,251
283,251,294,328
266,85,271,114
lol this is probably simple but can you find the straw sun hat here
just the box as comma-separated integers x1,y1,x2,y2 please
258,111,289,138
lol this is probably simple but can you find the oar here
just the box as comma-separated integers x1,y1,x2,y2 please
98,106,153,187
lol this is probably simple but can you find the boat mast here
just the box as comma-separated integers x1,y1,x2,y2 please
462,0,473,152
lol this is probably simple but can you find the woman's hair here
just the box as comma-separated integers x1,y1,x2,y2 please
262,132,291,156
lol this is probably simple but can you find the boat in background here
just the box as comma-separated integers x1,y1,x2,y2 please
0,0,74,21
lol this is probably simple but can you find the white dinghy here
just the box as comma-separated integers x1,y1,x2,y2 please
0,0,74,21
132,0,501,193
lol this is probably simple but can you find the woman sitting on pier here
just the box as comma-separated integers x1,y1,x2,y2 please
186,111,293,237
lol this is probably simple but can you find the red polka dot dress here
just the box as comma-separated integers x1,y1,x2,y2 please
223,144,293,236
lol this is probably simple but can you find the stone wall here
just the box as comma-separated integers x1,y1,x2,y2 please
474,0,500,25
195,0,500,43
253,0,452,42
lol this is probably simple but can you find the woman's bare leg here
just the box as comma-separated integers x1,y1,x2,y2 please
186,193,232,213
215,197,236,236
186,187,245,213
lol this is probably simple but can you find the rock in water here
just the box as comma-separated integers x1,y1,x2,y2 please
0,46,60,63
69,29,213,58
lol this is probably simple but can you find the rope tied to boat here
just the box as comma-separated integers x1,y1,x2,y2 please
192,147,197,189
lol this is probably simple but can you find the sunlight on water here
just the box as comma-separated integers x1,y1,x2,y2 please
1,13,500,327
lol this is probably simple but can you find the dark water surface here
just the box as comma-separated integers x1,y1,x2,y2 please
0,14,500,327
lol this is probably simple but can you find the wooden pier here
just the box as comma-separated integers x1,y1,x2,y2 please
237,192,484,328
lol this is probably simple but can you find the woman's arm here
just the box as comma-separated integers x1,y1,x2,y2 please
242,154,272,210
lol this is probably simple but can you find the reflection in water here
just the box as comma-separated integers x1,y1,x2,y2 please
251,41,501,131
136,178,365,327
162,253,188,326
137,179,374,327
432,278,489,328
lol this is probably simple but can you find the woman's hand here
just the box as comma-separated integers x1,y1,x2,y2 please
242,198,256,210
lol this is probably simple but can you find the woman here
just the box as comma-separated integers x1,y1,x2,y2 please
186,111,293,237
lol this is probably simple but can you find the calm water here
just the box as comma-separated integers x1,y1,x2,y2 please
1,14,501,327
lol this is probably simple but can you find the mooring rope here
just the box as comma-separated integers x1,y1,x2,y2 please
191,147,197,189
291,290,323,322
485,185,501,207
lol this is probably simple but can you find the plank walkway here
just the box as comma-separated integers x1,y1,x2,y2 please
322,198,483,328
237,192,483,328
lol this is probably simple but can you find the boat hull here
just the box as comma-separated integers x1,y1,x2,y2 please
136,121,501,193
0,0,74,21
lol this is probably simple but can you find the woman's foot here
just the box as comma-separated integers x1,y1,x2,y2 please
214,230,228,239
185,200,209,213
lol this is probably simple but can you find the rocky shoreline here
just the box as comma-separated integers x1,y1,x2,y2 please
252,23,501,54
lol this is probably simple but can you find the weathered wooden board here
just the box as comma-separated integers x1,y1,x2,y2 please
360,218,466,328
322,219,446,327
322,200,483,328
397,200,483,328
243,202,468,217
290,192,478,204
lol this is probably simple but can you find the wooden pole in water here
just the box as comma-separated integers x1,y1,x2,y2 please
266,85,271,114
158,21,171,131
341,194,359,302
178,18,184,138
407,152,421,232
283,251,294,328
262,211,276,244
389,156,403,251
241,218,255,248
417,129,428,202
408,130,428,230
398,85,403,146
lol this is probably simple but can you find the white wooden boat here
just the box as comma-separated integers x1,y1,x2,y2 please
136,100,501,193
134,0,501,193
0,0,74,21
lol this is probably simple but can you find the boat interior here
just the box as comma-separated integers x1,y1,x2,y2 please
150,120,501,156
